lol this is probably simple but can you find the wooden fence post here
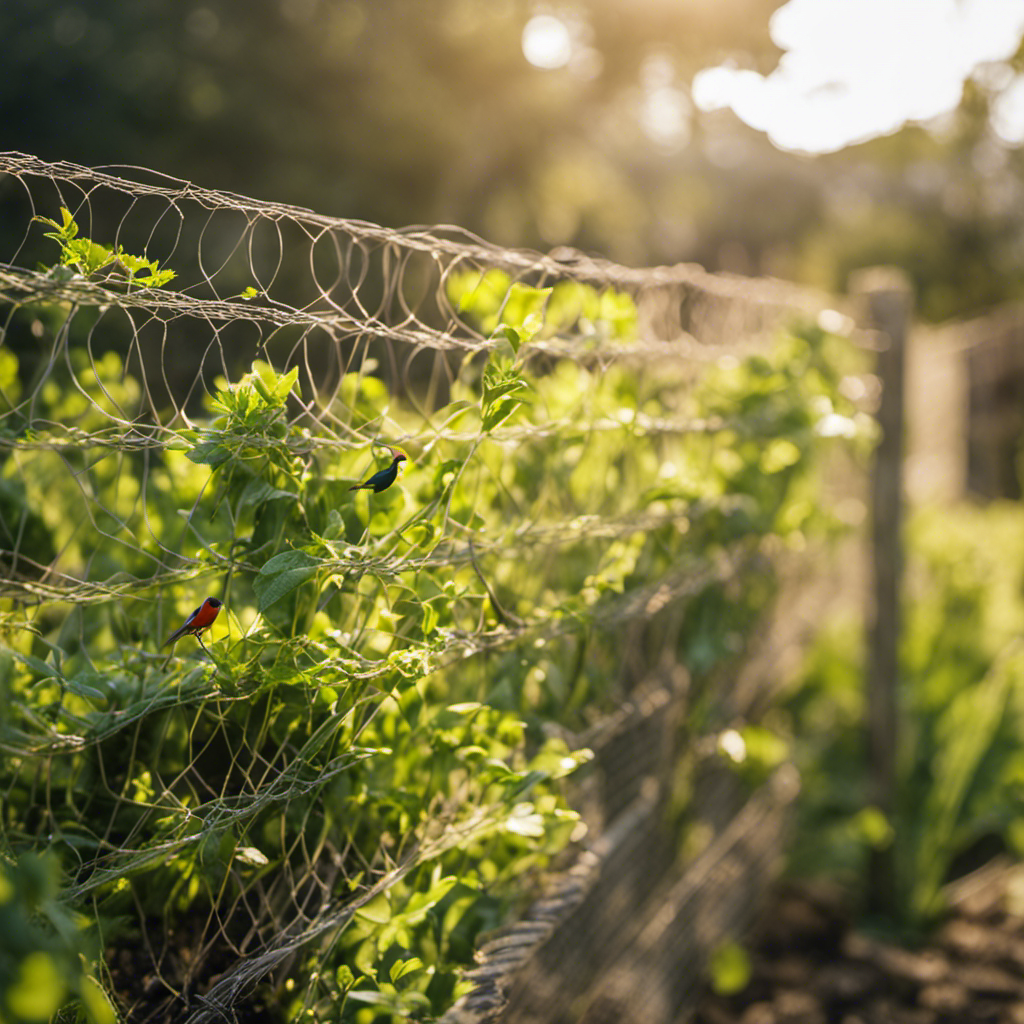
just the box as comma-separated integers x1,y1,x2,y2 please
851,267,913,914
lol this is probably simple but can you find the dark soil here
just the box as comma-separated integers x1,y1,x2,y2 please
696,860,1024,1024
105,908,280,1024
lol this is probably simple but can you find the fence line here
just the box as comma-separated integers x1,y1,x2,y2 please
0,152,872,1024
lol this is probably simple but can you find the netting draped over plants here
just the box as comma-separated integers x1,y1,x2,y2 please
0,152,861,1023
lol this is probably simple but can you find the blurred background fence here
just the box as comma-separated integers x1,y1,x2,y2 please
0,152,887,1024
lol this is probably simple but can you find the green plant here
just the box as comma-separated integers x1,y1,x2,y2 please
35,207,175,289
785,502,1024,933
0,245,860,1021
0,853,115,1024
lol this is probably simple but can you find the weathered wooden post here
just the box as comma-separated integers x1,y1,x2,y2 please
851,267,913,914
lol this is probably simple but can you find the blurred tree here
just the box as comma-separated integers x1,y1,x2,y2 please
3,0,1024,320
0,0,779,258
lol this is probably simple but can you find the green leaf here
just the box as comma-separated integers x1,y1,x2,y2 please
424,875,458,905
432,399,477,429
253,567,317,612
64,677,107,701
421,601,439,636
482,395,529,432
80,976,117,1024
12,651,61,682
238,477,297,508
323,508,344,540
501,282,551,330
499,310,545,354
709,942,752,996
355,893,392,925
347,991,399,1008
275,366,301,401
390,957,424,983
260,550,323,574
509,769,548,799
449,267,511,326
254,551,322,611
186,440,232,467
852,806,894,850
598,288,639,339
7,952,66,1021
502,324,523,354
251,373,276,405
482,376,528,405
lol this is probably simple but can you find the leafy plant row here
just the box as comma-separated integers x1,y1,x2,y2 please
0,210,865,1022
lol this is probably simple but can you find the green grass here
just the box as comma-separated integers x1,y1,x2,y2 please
785,502,1024,935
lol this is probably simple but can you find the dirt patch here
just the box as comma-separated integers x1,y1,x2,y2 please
696,860,1024,1024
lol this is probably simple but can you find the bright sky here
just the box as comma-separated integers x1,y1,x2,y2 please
691,0,1024,153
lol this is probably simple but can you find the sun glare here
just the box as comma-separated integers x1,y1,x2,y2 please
692,0,1024,154
992,74,1024,146
522,14,573,70
641,86,692,149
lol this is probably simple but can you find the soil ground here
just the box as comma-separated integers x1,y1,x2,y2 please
695,860,1024,1024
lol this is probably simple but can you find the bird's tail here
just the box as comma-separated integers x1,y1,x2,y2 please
162,625,189,648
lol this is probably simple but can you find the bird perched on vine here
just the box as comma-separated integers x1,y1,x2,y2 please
349,445,408,493
163,597,222,654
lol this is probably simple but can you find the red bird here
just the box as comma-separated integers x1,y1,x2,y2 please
163,597,223,653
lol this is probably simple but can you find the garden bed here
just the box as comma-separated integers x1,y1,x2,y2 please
697,861,1024,1024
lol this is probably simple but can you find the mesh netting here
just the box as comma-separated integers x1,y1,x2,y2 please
0,151,844,1024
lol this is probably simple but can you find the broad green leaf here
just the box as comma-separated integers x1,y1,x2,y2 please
12,651,61,682
65,677,107,701
482,395,529,432
390,957,424,983
275,366,301,401
501,282,551,330
260,550,323,574
254,565,319,611
431,399,477,429
355,893,392,925
509,769,548,798
238,477,297,508
598,288,639,339
499,310,545,354
347,991,400,1008
482,376,528,405
186,440,232,467
449,267,511,325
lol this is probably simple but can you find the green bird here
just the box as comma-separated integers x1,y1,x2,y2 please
349,445,408,493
